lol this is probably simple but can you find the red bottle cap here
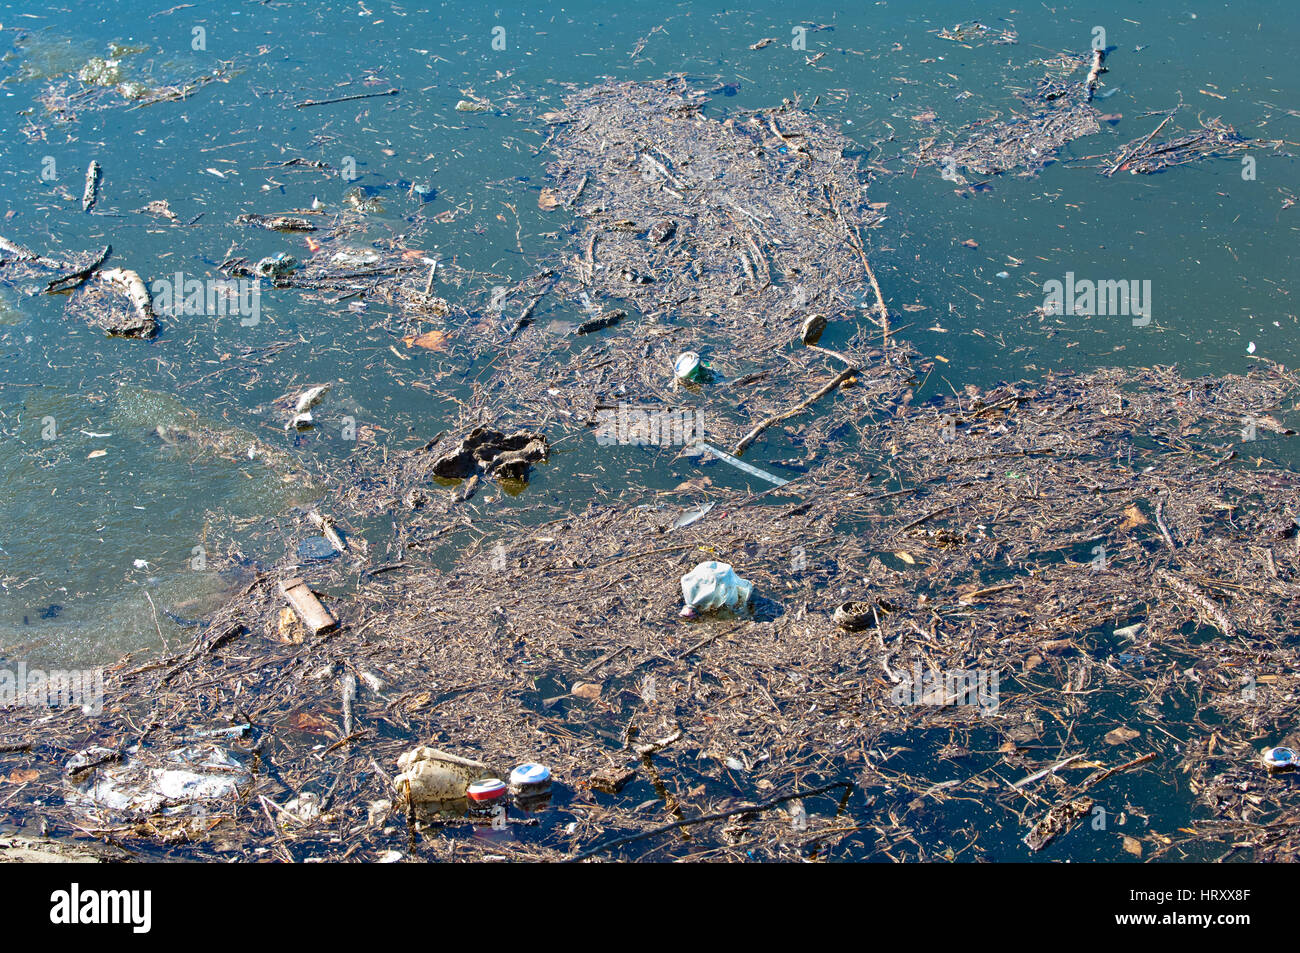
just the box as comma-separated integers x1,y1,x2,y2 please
466,778,508,802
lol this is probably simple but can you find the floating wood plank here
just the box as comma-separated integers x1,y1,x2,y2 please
279,577,338,635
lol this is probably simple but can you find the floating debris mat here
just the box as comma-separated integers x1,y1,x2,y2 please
0,235,157,337
934,21,1018,46
929,52,1103,178
218,234,460,326
422,77,916,468
542,77,892,353
29,48,240,131
1107,116,1262,175
933,100,1100,177
5,362,1300,862
65,268,158,338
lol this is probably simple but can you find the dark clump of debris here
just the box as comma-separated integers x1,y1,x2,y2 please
430,428,550,482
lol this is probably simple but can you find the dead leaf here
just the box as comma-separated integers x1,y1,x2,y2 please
672,476,712,494
893,551,916,565
402,329,449,351
961,238,979,248
1119,504,1147,530
1123,835,1143,857
276,607,304,644
288,711,334,733
87,449,107,459
1037,638,1074,655
538,189,563,211
570,681,603,700
6,769,39,784
1104,726,1140,745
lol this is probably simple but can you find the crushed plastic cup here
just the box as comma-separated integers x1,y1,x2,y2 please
680,561,753,613
674,351,704,382
68,744,251,818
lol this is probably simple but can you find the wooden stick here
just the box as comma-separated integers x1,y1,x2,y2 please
0,234,62,270
340,673,357,736
823,184,891,345
1079,752,1156,791
1084,49,1108,102
307,510,347,553
1156,569,1236,637
99,268,154,321
566,172,589,209
1105,107,1178,177
294,88,399,109
45,244,111,293
82,161,102,213
733,367,856,456
1153,498,1177,550
258,796,297,863
507,291,547,339
1010,753,1084,790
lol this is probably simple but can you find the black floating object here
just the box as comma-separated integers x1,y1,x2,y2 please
297,536,338,561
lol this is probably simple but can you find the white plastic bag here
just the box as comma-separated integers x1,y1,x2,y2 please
680,561,753,612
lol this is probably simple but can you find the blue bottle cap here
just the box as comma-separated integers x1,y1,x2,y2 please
510,763,551,787
1263,746,1296,768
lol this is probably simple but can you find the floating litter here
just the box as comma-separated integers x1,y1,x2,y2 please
509,763,552,796
297,536,338,561
674,351,704,382
467,778,508,803
1262,746,1296,770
